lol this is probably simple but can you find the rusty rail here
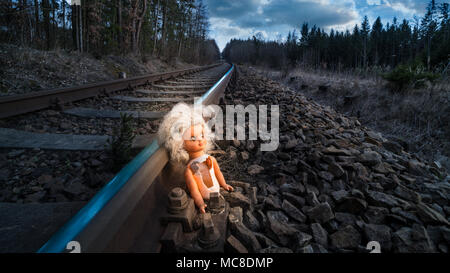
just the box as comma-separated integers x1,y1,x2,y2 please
0,63,221,118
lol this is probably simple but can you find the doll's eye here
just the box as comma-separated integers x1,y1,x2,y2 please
191,136,196,141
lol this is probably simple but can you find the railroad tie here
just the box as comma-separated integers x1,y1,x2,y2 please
112,96,194,103
63,107,166,120
0,128,154,151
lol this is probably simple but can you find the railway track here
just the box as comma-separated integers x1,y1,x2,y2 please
0,62,236,252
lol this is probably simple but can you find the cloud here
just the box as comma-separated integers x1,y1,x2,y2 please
205,0,428,51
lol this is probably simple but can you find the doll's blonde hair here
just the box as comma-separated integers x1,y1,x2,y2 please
157,103,214,164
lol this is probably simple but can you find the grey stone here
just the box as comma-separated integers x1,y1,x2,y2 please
230,206,243,223
281,192,305,208
392,225,436,252
337,197,367,214
244,210,261,232
311,223,328,246
330,225,361,249
359,151,382,166
416,203,449,225
363,224,392,251
366,190,399,208
228,213,261,253
331,190,350,203
364,206,389,224
296,244,314,253
227,192,252,211
265,210,298,247
226,235,249,253
307,202,335,224
282,200,307,222
335,212,358,226
328,163,345,178
259,247,293,253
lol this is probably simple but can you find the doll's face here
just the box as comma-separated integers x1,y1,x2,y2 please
183,124,207,153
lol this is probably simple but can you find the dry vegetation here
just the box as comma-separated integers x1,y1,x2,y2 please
250,65,450,172
0,43,195,96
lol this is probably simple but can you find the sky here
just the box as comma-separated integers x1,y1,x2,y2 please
204,0,431,51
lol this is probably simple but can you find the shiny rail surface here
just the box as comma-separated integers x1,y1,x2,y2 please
37,63,236,253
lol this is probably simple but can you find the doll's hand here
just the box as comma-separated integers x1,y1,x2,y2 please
223,184,234,192
198,203,207,214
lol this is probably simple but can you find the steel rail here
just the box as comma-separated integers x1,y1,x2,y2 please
37,63,235,253
0,63,222,119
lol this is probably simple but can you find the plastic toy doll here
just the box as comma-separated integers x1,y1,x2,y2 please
158,103,234,213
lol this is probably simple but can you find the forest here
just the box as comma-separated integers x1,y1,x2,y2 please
223,0,450,74
0,0,220,64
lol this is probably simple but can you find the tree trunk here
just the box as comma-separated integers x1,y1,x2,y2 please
152,0,159,55
62,0,66,49
117,0,122,52
34,0,40,41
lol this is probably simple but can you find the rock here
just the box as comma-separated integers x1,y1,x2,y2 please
393,185,421,203
307,202,335,224
227,192,252,211
226,235,248,253
392,225,435,252
322,146,352,156
416,203,449,225
281,192,305,208
306,192,320,206
90,159,102,167
366,190,399,208
382,141,403,154
335,212,357,226
331,190,350,203
282,200,307,222
244,210,261,232
284,138,299,149
228,214,261,253
391,207,421,224
265,210,299,247
241,151,250,161
363,206,389,224
363,224,392,251
263,195,282,211
247,164,264,175
318,171,334,182
279,183,305,195
230,206,243,223
330,225,361,249
24,191,46,203
294,232,313,248
296,244,314,253
254,232,277,248
259,247,293,253
337,197,367,214
63,179,88,197
328,163,345,178
358,151,382,166
311,223,328,246
311,243,329,253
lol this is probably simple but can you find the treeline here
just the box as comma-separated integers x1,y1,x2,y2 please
223,0,450,72
0,0,220,64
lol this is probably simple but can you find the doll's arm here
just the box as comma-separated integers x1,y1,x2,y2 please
184,167,207,213
211,156,234,192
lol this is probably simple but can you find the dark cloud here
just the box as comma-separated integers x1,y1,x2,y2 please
206,0,260,19
206,0,358,29
262,0,358,28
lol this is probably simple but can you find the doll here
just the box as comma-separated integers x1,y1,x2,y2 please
157,103,234,213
